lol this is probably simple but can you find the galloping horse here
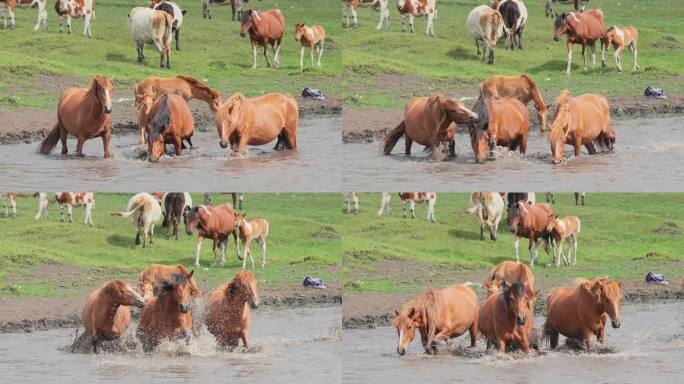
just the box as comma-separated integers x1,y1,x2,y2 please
185,204,240,267
240,9,285,69
479,281,534,352
553,9,605,74
0,0,48,31
147,94,195,162
392,284,479,355
480,74,549,131
214,93,298,155
382,94,477,158
469,95,529,163
544,277,623,350
204,270,260,349
137,272,194,352
37,76,113,158
294,22,325,69
548,90,615,164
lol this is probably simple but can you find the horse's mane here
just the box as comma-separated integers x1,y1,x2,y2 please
176,75,219,100
520,75,546,111
502,281,526,305
418,288,441,346
549,90,572,144
227,270,255,298
150,94,171,134
156,272,188,296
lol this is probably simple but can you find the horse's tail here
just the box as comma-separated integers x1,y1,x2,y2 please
382,120,406,155
36,124,61,155
465,193,482,215
110,201,144,218
150,95,171,134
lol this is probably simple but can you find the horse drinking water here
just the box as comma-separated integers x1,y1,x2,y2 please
480,74,549,131
469,95,530,163
146,94,195,162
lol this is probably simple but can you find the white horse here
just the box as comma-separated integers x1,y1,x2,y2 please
466,192,504,241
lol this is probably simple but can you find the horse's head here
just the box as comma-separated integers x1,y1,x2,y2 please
583,278,624,328
157,272,193,313
509,201,528,233
545,214,562,235
216,94,245,149
105,280,145,308
148,129,165,162
234,212,247,230
138,279,155,301
228,270,260,309
240,9,256,37
185,206,203,235
442,98,478,126
549,90,572,164
468,96,493,164
502,281,530,326
391,303,422,356
92,76,113,114
482,279,501,297
294,22,306,42
553,13,570,41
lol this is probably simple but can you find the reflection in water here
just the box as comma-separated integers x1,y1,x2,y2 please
0,117,341,191
343,117,684,191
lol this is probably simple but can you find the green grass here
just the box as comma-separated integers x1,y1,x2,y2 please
0,0,342,109
0,193,341,298
340,0,684,108
342,193,684,294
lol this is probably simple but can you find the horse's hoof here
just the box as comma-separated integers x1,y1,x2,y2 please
10,24,15,30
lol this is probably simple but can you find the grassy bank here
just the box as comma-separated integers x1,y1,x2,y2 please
0,0,341,109
342,193,684,294
340,0,684,109
0,193,341,298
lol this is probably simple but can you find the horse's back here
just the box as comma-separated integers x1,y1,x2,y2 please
443,284,478,315
166,94,194,135
572,93,610,133
404,97,438,145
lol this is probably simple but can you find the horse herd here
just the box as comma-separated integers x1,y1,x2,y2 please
0,0,326,70
81,264,259,353
36,74,299,160
344,192,584,268
392,261,624,355
342,0,639,73
382,74,616,164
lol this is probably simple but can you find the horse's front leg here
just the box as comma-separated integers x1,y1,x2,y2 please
590,43,596,68
566,41,573,74
631,44,639,71
409,14,414,33
514,235,520,262
251,41,258,69
299,46,304,70
194,235,204,267
528,235,537,267
613,46,624,72
59,15,64,33
401,13,406,32
101,119,112,158
310,46,314,68
274,40,282,67
67,15,72,34
262,41,272,68
83,12,92,37
581,44,588,71
76,135,86,157
174,135,183,156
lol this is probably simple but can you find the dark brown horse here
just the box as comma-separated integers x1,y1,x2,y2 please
185,204,239,267
469,95,529,163
553,9,605,74
240,9,285,69
147,94,195,162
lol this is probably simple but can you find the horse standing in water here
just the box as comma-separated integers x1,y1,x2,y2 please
138,263,202,301
548,90,615,164
480,74,549,131
204,270,260,349
469,95,529,163
146,94,195,162
240,9,285,69
37,76,113,158
479,281,534,352
553,10,605,74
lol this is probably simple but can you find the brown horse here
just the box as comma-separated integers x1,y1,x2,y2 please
479,281,534,352
294,22,325,69
214,93,298,155
601,26,639,73
480,74,549,131
391,284,479,355
134,75,220,145
553,10,605,74
138,263,202,300
137,272,194,352
146,94,195,162
544,277,623,350
549,90,615,164
240,9,285,69
81,280,145,353
483,261,535,298
469,95,529,163
204,270,260,349
37,76,113,158
185,204,240,267
383,94,478,158
510,201,553,267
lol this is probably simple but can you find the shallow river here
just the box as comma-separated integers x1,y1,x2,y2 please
343,117,684,191
343,302,683,384
0,306,340,383
0,117,341,191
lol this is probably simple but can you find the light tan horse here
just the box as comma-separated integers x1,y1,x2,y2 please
214,93,298,155
294,22,325,69
134,75,221,145
138,263,202,301
601,26,639,72
480,74,549,131
548,90,615,164
482,261,535,298
546,214,581,267
235,213,269,270
37,76,113,158
382,94,478,158
391,284,479,355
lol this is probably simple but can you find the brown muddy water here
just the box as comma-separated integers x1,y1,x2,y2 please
0,117,341,191
342,117,684,191
0,306,340,383
343,302,683,384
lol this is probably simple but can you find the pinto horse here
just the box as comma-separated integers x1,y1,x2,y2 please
37,76,113,158
81,280,145,353
204,270,260,349
240,9,285,69
553,9,605,74
0,0,48,31
214,93,298,155
383,94,477,158
391,284,478,355
185,204,240,267
235,213,270,270
138,263,201,301
479,281,534,352
601,26,639,73
397,0,438,37
480,74,549,131
549,90,615,164
137,272,194,352
294,22,325,69
469,96,529,163
544,277,623,350
147,94,195,162
509,201,553,267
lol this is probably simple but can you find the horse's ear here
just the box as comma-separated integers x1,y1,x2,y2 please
618,279,624,288
182,9,187,15
395,310,400,317
502,283,511,304
407,307,415,318
187,269,194,279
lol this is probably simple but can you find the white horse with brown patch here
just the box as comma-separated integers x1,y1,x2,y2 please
399,192,436,222
128,6,174,68
342,0,378,29
55,0,94,37
466,192,504,241
110,192,162,248
546,215,581,267
397,0,437,36
294,22,325,69
601,26,639,72
235,213,269,270
467,4,504,64
0,0,48,31
1,192,17,218
55,192,95,225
